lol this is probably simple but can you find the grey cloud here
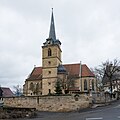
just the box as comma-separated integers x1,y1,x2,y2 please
0,0,120,89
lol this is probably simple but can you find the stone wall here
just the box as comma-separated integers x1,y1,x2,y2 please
2,95,89,112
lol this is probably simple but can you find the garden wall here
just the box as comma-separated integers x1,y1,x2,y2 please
2,95,89,112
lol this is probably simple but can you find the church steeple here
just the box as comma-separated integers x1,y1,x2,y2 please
43,9,61,46
41,9,62,95
49,8,56,41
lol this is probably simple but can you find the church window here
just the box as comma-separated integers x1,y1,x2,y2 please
48,48,52,56
84,79,87,91
92,80,94,91
36,83,39,95
40,81,42,89
29,82,34,91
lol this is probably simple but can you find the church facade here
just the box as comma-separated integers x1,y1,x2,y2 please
23,10,97,96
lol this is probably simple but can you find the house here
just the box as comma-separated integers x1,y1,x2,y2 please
0,87,3,97
0,87,14,97
23,10,97,96
103,69,120,93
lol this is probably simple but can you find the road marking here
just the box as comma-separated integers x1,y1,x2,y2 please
80,109,103,115
86,118,103,120
118,116,120,119
114,104,120,108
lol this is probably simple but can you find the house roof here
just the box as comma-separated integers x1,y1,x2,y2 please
26,63,95,81
1,87,14,97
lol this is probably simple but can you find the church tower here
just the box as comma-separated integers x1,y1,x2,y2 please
42,9,62,95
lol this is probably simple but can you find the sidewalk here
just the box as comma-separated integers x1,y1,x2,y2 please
91,98,118,108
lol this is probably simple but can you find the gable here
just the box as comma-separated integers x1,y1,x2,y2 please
1,87,14,97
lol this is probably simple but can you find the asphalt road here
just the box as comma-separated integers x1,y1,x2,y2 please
20,100,120,120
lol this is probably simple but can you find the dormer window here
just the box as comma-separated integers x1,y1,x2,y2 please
48,48,52,56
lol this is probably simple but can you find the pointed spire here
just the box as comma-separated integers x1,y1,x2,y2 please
49,8,56,41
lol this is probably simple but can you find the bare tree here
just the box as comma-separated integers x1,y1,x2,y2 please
13,85,23,96
65,75,75,92
68,76,75,88
95,59,120,97
29,82,41,95
91,67,103,91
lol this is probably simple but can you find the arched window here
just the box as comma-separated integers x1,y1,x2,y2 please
29,82,34,91
40,81,42,89
92,80,94,91
36,83,39,95
84,79,87,91
48,48,52,56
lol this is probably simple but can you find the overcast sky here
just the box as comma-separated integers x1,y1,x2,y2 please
0,0,120,89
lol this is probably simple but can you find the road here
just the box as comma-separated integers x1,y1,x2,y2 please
20,100,120,120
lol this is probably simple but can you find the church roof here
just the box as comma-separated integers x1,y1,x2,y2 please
64,63,95,77
58,64,67,73
27,67,42,80
26,63,95,81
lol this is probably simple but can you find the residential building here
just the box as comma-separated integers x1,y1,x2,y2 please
0,87,14,97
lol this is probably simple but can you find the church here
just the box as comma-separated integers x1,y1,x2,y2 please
23,10,97,96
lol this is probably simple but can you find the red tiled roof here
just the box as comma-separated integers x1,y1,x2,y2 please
81,64,95,77
27,67,42,80
29,67,42,75
63,64,80,76
1,87,14,97
63,63,95,77
27,63,95,80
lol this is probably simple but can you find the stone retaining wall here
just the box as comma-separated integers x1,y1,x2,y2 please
2,95,89,112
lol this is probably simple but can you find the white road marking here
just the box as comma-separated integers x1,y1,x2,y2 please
118,116,120,119
86,118,103,120
114,104,120,108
